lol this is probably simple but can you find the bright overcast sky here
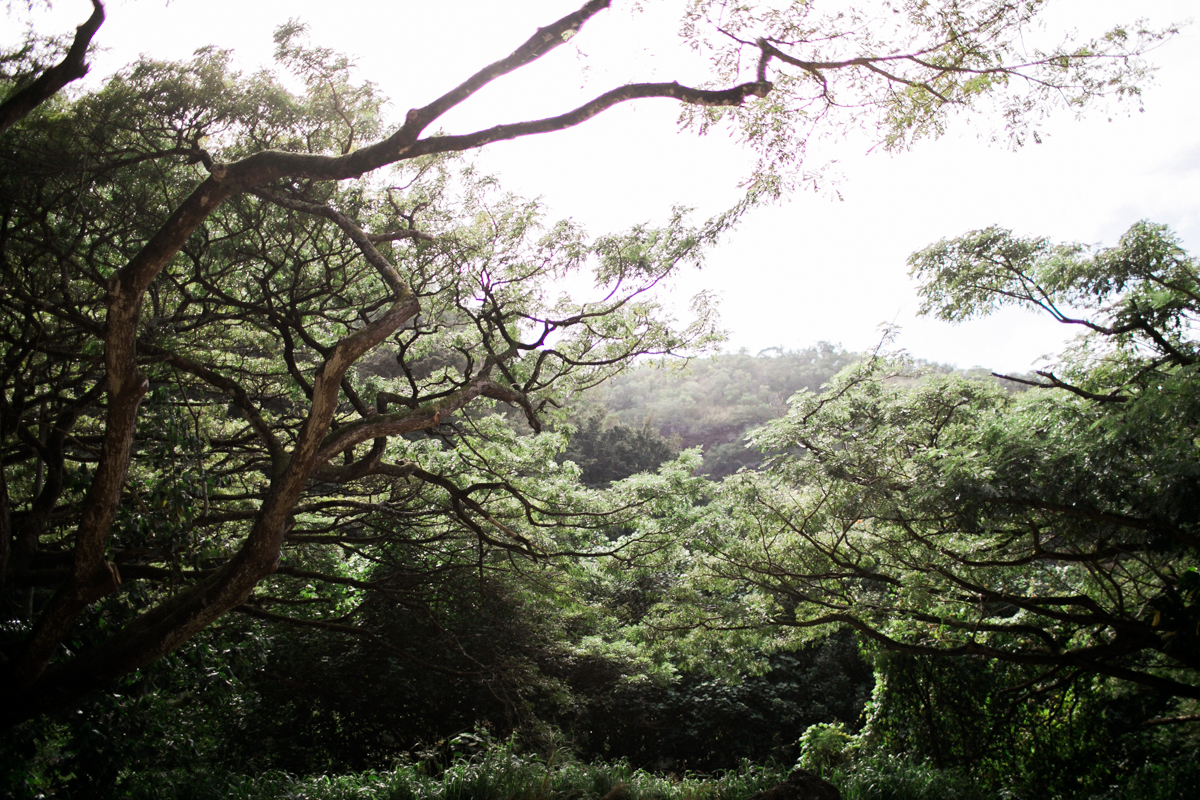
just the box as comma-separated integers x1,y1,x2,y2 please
15,0,1200,372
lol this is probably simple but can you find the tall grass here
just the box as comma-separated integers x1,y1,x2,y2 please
120,741,789,800
831,756,999,800
116,739,1198,800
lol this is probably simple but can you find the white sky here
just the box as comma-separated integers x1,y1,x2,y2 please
15,0,1200,372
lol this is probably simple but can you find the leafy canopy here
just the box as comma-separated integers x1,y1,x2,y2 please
659,222,1200,702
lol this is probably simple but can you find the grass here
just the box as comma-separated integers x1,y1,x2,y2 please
112,738,1200,800
119,742,790,800
831,756,999,800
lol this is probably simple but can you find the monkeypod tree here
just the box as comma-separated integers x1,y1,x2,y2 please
0,39,719,723
666,222,1200,707
0,0,1166,723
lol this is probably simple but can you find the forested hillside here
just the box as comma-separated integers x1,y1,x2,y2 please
598,344,857,477
576,344,1011,479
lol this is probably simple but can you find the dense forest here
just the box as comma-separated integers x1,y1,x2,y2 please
2,1,1197,799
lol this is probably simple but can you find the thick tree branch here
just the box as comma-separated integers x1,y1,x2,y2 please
0,1,105,135
408,80,772,157
251,189,417,296
313,378,536,466
991,371,1129,403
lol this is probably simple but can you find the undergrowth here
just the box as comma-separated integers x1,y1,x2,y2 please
119,739,788,800
99,732,1200,800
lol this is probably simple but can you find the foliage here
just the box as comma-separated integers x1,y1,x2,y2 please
216,565,615,774
600,344,858,477
116,735,790,800
194,563,870,775
798,722,854,777
217,591,532,773
860,652,1114,796
559,412,678,489
578,346,1003,480
1088,729,1200,800
0,622,264,797
826,646,1200,798
831,755,992,800
662,222,1200,709
681,0,1171,191
569,632,872,772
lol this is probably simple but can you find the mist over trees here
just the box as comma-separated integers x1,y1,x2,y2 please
599,344,857,477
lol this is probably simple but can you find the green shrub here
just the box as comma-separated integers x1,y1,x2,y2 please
798,723,854,777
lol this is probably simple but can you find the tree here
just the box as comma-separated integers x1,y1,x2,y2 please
0,0,1166,724
669,222,1200,705
560,411,678,488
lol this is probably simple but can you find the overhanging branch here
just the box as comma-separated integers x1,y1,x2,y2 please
408,80,773,157
0,1,105,135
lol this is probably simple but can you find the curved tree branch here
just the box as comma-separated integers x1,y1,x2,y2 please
0,1,105,135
